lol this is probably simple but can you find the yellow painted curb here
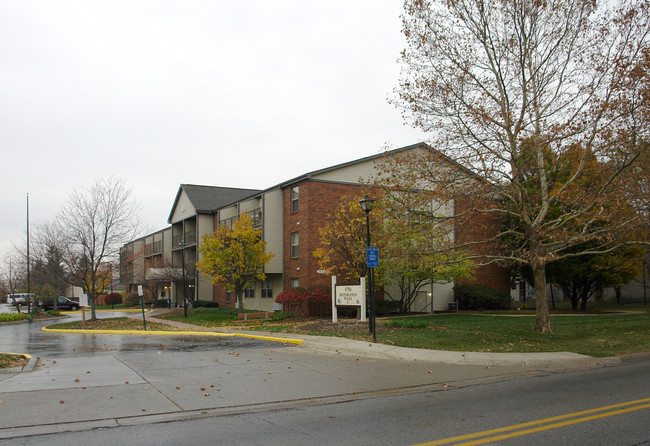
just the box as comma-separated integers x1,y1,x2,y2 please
2,353,31,359
41,327,303,345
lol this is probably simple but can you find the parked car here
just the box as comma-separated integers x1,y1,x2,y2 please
42,296,80,311
6,293,34,305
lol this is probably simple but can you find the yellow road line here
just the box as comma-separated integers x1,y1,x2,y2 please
414,397,650,446
41,327,303,345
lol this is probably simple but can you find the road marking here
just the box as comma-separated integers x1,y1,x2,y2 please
413,397,650,446
41,327,304,345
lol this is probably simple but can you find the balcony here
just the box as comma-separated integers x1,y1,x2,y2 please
172,231,196,248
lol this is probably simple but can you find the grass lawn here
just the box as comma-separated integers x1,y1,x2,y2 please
0,353,29,368
5,306,647,360
161,308,650,358
46,317,185,331
375,312,650,357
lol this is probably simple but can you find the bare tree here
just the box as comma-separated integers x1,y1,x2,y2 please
392,0,650,332
29,221,70,310
58,178,143,320
0,255,25,312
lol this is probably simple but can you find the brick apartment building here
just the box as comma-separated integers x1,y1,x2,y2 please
120,143,509,312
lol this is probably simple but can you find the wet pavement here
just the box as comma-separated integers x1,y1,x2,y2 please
0,310,282,358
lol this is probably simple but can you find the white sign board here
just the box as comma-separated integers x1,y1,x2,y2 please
137,285,143,296
336,285,363,306
79,294,89,307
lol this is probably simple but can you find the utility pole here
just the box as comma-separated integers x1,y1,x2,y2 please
26,193,31,313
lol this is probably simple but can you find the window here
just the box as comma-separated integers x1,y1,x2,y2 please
261,279,273,298
291,278,299,288
248,208,262,227
291,186,299,212
290,232,299,258
226,290,231,303
244,284,255,298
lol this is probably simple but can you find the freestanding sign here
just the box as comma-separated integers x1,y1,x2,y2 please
331,276,366,323
336,285,362,306
137,285,147,331
79,293,88,328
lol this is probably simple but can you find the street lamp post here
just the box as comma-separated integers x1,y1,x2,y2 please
359,197,376,342
179,241,187,317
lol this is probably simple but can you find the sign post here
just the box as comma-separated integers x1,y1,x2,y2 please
79,294,88,328
332,277,366,323
138,285,146,331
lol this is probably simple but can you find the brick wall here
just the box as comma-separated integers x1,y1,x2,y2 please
283,180,364,290
454,197,510,294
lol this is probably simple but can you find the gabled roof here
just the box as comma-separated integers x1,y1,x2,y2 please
269,142,468,190
167,184,262,223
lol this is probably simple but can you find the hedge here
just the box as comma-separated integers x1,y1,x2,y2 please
454,284,512,310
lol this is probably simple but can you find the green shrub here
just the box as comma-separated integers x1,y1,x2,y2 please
0,313,30,322
46,310,60,316
193,307,240,316
272,312,292,321
123,292,140,307
385,318,430,328
454,284,512,310
375,300,402,316
194,300,220,308
153,299,170,308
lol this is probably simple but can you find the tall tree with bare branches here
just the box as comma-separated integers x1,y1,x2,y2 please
58,178,143,320
391,0,650,332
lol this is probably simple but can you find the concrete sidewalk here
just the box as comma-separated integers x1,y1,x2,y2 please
0,314,614,440
145,313,600,367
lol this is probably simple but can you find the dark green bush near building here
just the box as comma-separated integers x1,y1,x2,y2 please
375,300,401,316
194,300,220,308
454,284,512,310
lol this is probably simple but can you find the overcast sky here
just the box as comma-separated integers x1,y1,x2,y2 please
0,0,427,263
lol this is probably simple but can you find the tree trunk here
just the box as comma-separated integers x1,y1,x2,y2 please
532,261,552,333
237,290,244,314
90,293,97,320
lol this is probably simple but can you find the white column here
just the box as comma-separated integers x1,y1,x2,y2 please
331,275,337,323
360,277,367,322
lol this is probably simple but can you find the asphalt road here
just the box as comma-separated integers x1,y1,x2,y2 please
5,356,648,446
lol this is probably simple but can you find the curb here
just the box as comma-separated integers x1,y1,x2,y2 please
0,354,36,374
41,327,304,345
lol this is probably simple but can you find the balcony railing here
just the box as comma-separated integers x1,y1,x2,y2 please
172,231,196,248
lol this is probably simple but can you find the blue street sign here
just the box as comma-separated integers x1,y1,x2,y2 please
367,246,379,268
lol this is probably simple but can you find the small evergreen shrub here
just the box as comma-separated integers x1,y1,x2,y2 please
194,300,220,308
384,318,430,328
454,284,512,310
375,300,402,316
123,292,140,307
